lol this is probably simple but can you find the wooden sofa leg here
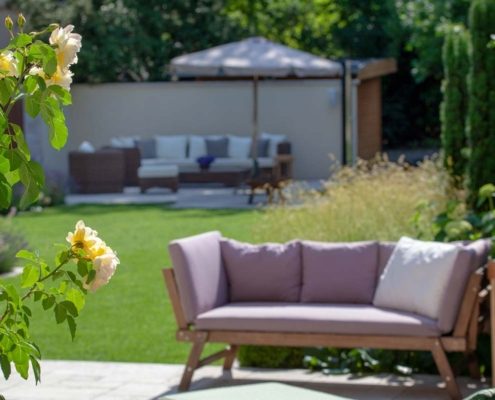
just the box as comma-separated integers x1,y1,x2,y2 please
431,341,462,400
223,344,238,371
179,340,205,392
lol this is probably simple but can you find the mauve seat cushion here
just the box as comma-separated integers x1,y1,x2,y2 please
196,303,441,337
220,239,302,302
169,231,228,323
378,239,491,333
301,241,379,303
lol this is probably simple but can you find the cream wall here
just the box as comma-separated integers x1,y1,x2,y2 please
36,79,343,180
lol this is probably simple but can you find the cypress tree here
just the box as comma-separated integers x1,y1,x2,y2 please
440,25,469,185
466,0,495,206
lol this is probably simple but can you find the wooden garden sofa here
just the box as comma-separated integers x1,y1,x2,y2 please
163,232,493,399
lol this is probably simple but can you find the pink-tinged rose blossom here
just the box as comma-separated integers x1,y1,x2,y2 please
84,251,119,292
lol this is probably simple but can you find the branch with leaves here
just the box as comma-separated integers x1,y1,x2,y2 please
0,220,119,382
0,15,118,386
0,15,81,210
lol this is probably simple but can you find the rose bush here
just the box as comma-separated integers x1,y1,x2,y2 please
0,220,119,382
0,16,118,384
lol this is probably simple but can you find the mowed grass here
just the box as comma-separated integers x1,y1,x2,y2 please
8,205,261,364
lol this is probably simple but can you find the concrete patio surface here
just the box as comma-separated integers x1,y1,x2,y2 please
64,181,323,209
0,360,488,400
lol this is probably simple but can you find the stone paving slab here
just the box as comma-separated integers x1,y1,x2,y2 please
0,360,489,400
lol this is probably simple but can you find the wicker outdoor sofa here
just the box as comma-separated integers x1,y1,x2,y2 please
163,231,495,399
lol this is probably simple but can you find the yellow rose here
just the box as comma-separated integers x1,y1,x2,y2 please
0,51,18,77
66,220,100,254
49,25,82,69
46,67,73,90
29,65,73,91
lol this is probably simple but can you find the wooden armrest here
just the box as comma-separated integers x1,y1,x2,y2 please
487,259,495,281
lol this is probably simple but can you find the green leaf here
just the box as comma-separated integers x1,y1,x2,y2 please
0,77,16,106
21,265,40,288
19,160,44,209
54,303,67,324
12,346,29,379
22,305,32,317
77,259,89,278
28,42,56,76
48,85,72,106
66,288,85,312
4,284,20,306
0,174,12,209
30,355,41,383
25,91,41,118
41,295,55,310
60,300,78,317
0,354,10,380
66,316,76,341
86,269,96,284
10,123,30,161
16,249,37,261
33,291,43,302
23,75,38,94
55,250,70,266
10,33,32,47
40,97,68,150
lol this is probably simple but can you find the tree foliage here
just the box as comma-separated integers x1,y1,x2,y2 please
440,25,469,184
10,0,244,82
466,0,495,207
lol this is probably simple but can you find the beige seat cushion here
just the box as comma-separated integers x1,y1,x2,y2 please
137,165,179,178
195,303,440,337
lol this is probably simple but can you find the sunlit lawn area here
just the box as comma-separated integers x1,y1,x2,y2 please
8,205,261,364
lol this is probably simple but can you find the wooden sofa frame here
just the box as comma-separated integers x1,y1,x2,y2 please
163,260,495,399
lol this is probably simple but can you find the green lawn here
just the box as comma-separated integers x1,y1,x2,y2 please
8,205,261,364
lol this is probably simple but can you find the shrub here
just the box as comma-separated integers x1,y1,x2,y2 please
466,0,495,206
0,217,28,274
238,346,305,369
440,25,469,185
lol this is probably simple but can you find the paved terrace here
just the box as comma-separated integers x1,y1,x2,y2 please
0,360,487,400
64,181,322,208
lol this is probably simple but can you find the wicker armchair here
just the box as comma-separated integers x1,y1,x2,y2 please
69,150,125,193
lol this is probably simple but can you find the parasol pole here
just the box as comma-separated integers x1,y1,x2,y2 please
251,74,260,177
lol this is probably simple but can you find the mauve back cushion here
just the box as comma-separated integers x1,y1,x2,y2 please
301,241,379,304
220,239,302,302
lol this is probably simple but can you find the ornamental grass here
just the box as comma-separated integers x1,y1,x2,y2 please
255,155,454,243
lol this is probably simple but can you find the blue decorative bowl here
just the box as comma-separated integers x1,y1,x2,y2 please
196,155,215,171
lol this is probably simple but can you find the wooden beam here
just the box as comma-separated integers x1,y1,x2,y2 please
357,58,397,81
198,348,231,368
206,331,435,351
431,340,462,400
453,268,483,337
162,269,188,330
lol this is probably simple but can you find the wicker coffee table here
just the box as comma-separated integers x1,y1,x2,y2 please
163,382,349,400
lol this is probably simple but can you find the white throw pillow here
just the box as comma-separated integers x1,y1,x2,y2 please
188,135,207,159
228,136,251,159
155,135,187,159
110,136,137,148
373,237,459,320
261,132,287,157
